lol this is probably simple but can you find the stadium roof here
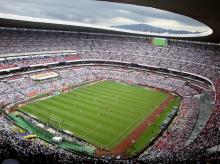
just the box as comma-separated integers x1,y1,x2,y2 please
0,0,217,42
101,0,220,43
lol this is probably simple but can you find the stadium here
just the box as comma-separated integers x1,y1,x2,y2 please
0,0,219,163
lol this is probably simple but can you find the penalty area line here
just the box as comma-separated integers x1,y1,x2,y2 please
81,124,102,139
106,116,143,148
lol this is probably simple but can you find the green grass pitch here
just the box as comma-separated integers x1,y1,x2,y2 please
19,80,168,149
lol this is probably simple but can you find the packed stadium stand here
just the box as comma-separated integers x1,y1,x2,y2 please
0,28,220,163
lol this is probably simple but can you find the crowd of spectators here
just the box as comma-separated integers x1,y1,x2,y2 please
0,28,219,162
1,29,219,81
0,53,79,70
0,65,206,163
0,115,139,164
0,66,202,106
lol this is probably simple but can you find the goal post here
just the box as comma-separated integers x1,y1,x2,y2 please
48,115,63,128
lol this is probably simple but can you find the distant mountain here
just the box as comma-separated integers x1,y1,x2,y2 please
111,24,197,34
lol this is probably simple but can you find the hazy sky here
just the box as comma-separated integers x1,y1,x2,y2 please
0,0,211,32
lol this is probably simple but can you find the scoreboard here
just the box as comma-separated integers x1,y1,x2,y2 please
152,37,167,46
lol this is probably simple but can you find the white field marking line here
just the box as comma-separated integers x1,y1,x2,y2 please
23,80,106,118
32,104,77,128
106,95,170,147
81,124,102,139
73,79,106,90
23,95,54,106
106,116,142,147
25,108,77,135
25,80,105,106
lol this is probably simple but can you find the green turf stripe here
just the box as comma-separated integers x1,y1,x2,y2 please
20,80,169,149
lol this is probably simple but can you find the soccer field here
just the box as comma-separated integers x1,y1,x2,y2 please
19,80,168,149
